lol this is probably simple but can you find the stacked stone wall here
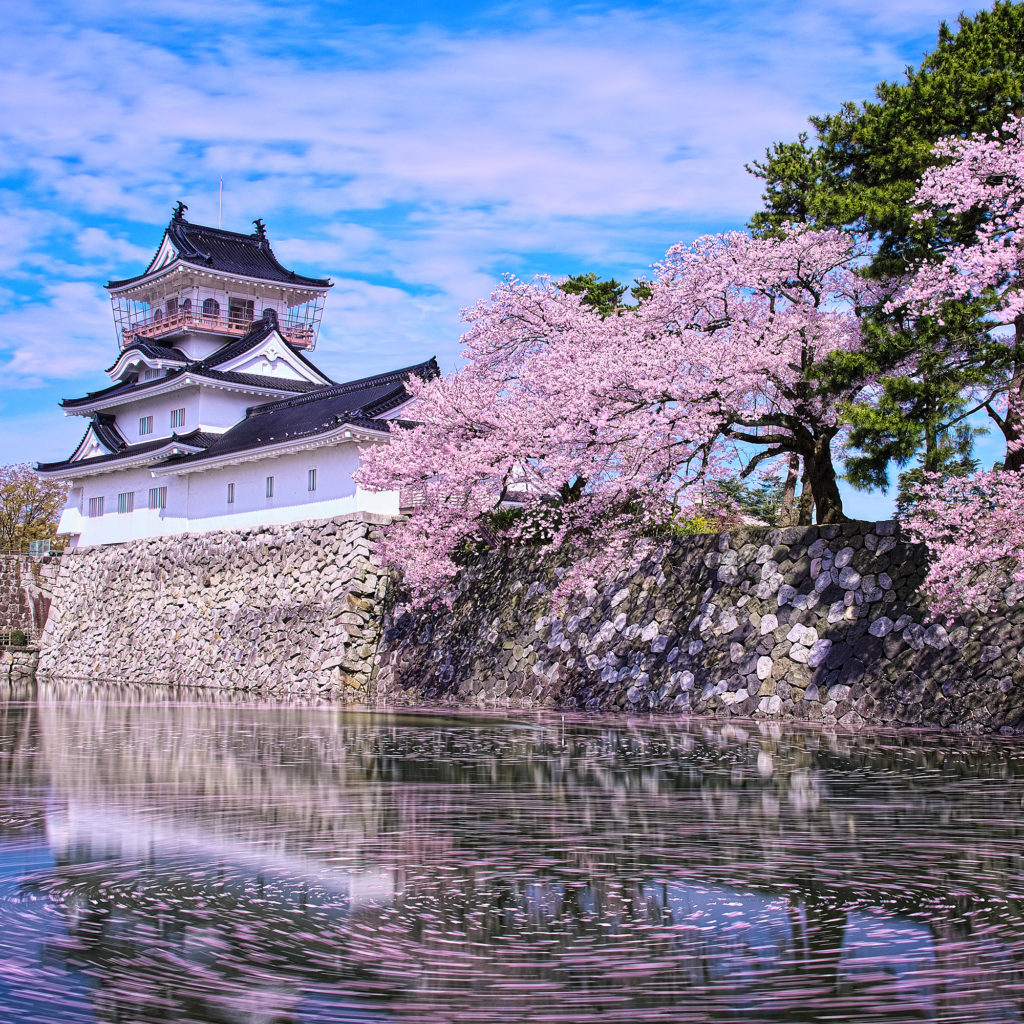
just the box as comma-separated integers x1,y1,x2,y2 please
38,514,389,697
374,522,1024,732
1,647,37,683
0,554,60,641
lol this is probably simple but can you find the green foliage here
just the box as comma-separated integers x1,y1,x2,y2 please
748,1,1024,488
750,2,1024,258
895,424,981,516
559,273,627,317
0,463,68,551
838,300,1000,491
1,629,27,647
717,477,787,527
559,274,653,317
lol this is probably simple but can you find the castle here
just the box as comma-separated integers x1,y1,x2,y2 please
37,204,435,547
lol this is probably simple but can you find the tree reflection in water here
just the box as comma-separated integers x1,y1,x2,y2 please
0,680,1020,1021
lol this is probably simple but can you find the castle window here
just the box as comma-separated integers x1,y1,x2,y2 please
139,415,153,436
87,496,104,518
148,486,166,510
170,408,186,430
117,491,134,514
265,476,274,499
181,298,191,311
229,298,254,325
227,482,235,504
202,298,219,318
308,468,317,492
152,307,163,323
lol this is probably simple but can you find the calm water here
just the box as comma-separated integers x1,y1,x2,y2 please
1,683,1023,1022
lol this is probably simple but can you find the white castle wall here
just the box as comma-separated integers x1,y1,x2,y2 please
58,442,398,547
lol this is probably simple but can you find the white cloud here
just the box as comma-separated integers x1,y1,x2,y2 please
0,0,987,422
0,283,114,387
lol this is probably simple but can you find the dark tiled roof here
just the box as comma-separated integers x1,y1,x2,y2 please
62,363,323,409
38,429,217,474
91,413,127,452
107,208,331,289
199,369,321,393
104,341,188,374
159,357,438,467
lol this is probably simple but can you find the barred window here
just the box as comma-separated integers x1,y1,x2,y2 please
117,491,134,514
139,415,153,436
148,486,166,510
308,468,317,492
227,482,235,504
170,408,186,429
87,496,104,518
265,476,274,499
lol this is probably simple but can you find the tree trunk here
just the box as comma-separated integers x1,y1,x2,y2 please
1002,315,1024,472
779,453,800,525
806,439,847,524
797,463,815,526
923,394,940,473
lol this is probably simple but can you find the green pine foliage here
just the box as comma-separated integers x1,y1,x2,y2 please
718,478,787,527
748,1,1024,490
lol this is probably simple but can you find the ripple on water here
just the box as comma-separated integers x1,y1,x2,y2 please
0,689,1022,1021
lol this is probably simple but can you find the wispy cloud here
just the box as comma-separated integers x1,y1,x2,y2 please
0,0,982,477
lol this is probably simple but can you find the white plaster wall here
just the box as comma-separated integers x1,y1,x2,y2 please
81,385,292,445
175,336,225,361
99,386,202,444
196,388,264,433
57,441,398,547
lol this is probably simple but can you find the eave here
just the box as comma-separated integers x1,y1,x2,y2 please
106,350,187,382
106,260,331,300
63,373,319,416
38,439,210,480
150,422,390,477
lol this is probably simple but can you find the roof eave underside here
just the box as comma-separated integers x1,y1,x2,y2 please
106,258,331,294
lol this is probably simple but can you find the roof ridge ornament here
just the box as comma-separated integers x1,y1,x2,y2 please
253,218,267,244
172,201,188,221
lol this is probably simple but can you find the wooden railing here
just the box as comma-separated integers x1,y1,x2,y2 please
121,309,315,349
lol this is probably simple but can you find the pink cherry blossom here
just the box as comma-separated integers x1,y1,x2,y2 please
359,226,869,607
899,116,1024,614
903,469,1024,618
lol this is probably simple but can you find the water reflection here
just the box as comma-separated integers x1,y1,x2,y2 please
0,681,1022,1021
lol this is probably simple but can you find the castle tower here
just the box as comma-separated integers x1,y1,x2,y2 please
36,206,437,547
107,202,330,363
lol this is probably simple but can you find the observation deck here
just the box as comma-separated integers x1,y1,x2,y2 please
118,307,317,350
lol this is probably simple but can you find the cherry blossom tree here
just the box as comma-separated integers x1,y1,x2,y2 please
898,115,1024,613
647,226,870,522
904,113,1024,468
902,468,1024,617
359,226,869,605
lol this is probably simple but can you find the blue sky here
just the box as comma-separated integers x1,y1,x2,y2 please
0,0,991,518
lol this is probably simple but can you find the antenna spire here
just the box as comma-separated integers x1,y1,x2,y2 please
218,177,223,228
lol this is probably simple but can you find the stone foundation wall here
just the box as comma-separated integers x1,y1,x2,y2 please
0,554,60,641
1,647,38,683
374,522,1024,732
38,514,389,697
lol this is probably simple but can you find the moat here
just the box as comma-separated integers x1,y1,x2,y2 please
1,681,1023,1022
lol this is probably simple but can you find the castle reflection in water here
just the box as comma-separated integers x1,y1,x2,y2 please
0,680,1021,1023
